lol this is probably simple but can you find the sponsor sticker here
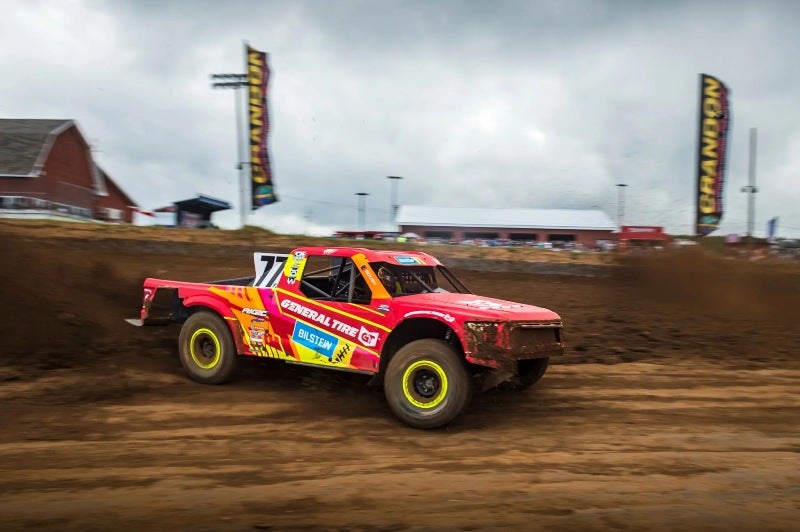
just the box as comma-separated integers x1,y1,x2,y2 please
394,256,423,265
358,326,379,347
360,264,378,286
249,326,265,343
253,253,289,288
285,252,306,285
279,295,385,348
292,321,337,358
332,342,353,364
242,307,268,317
457,299,523,310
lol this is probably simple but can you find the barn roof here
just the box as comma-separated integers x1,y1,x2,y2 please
396,205,617,231
0,119,74,175
96,165,138,207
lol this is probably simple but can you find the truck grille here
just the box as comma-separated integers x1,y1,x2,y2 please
508,323,563,357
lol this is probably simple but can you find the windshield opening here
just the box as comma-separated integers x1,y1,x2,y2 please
373,262,471,297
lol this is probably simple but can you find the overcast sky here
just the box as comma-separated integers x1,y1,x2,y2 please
2,0,799,237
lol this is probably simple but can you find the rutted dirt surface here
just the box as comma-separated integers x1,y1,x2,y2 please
1,222,798,531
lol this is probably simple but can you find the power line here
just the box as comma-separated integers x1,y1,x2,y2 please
278,193,389,213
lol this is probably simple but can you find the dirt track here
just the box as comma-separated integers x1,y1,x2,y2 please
1,222,798,530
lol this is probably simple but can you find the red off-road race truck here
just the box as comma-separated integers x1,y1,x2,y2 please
129,247,564,428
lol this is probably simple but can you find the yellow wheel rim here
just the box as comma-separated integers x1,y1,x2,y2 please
401,360,449,409
190,328,221,369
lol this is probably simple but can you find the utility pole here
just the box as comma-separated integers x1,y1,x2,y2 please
616,183,628,229
355,192,369,232
387,175,403,225
741,127,758,246
211,73,248,228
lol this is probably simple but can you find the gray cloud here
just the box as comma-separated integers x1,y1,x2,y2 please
2,0,798,236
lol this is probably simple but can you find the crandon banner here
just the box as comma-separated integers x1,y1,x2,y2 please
696,74,730,236
247,45,277,209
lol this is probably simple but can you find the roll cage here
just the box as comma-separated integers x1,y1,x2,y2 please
298,257,471,303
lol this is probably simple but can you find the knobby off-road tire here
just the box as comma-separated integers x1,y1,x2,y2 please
384,339,472,429
178,311,239,385
514,357,549,390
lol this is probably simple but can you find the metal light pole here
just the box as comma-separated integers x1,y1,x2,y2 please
616,183,628,229
355,192,369,232
211,73,248,228
387,175,403,224
740,127,758,244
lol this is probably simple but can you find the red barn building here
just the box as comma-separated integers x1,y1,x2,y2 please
0,119,138,223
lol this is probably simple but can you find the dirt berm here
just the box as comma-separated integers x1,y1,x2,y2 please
1,221,798,531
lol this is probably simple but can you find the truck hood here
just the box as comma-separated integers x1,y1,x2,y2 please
392,292,561,323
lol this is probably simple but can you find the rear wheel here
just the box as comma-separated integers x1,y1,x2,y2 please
384,339,472,429
178,311,238,384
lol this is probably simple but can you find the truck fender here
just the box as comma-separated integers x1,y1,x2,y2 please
181,295,247,354
380,316,464,373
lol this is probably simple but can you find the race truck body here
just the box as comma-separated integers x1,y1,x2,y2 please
130,247,564,428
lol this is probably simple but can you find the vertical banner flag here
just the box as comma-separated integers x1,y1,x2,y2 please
767,217,778,242
696,74,731,236
247,45,277,208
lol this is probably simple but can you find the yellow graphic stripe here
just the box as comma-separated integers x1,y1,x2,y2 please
273,287,391,332
258,344,285,359
210,285,265,311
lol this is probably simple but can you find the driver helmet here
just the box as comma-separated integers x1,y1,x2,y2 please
377,266,400,294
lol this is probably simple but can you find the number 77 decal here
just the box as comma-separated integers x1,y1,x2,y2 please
253,253,289,288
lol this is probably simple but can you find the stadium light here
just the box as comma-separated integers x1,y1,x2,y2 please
355,192,369,232
740,128,758,243
616,183,628,229
387,176,403,225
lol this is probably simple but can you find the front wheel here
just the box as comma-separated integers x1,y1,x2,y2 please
178,311,239,384
513,357,549,389
384,339,472,429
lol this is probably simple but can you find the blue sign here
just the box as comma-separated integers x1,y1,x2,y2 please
767,217,779,240
395,256,422,265
292,321,336,358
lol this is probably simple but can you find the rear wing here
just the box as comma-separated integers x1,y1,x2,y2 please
125,282,184,327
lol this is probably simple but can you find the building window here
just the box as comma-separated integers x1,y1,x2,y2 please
424,231,453,241
547,234,576,248
509,232,537,242
464,232,499,240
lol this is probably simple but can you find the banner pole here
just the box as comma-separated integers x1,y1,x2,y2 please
747,127,757,249
241,40,250,226
234,84,247,228
695,74,702,237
